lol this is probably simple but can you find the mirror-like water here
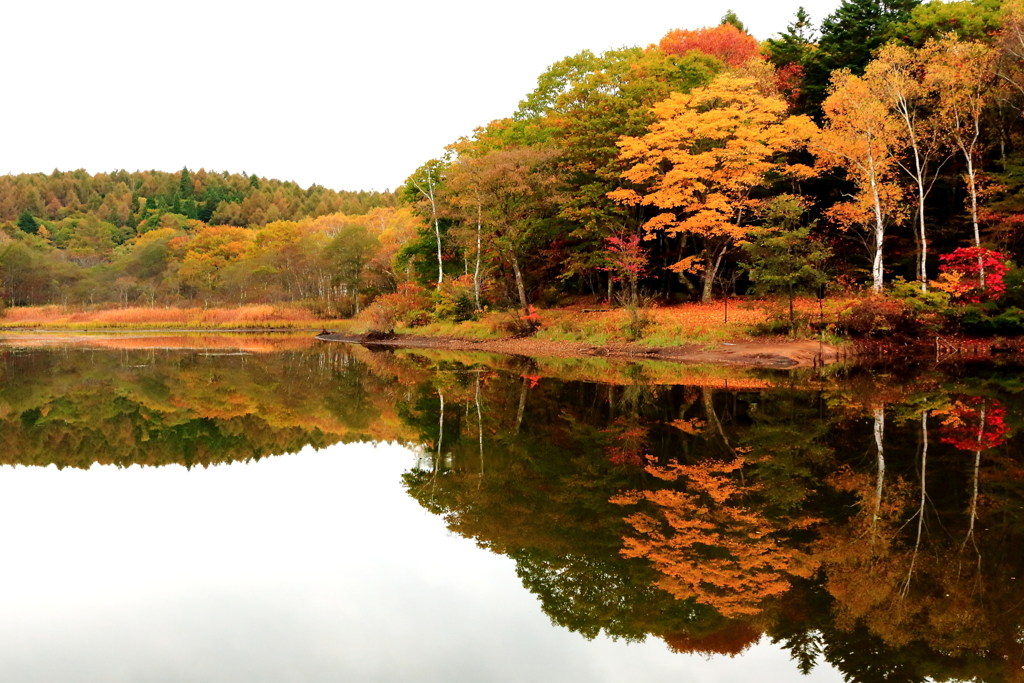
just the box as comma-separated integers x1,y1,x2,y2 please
1,335,1021,683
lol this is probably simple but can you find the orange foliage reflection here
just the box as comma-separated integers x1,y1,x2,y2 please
613,456,816,617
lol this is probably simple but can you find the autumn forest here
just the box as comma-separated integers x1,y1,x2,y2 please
11,0,1024,680
6,0,1024,340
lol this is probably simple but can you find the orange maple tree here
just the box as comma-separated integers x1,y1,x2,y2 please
610,73,816,301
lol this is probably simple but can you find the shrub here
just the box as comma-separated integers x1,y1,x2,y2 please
358,285,431,334
997,266,1024,309
937,247,1010,303
836,295,918,338
750,308,812,336
956,303,1024,336
538,285,562,308
498,305,542,338
432,274,477,322
622,304,653,341
887,278,950,318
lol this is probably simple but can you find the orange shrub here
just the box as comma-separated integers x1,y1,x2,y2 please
358,286,431,333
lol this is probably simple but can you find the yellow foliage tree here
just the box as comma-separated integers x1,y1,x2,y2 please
610,73,816,301
865,43,945,292
925,35,996,283
814,70,907,294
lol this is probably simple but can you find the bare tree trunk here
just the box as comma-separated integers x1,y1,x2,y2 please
475,370,484,480
437,391,445,469
963,153,986,288
867,142,887,294
515,377,528,433
474,200,482,309
903,411,928,596
701,244,727,302
890,88,935,293
964,403,986,548
510,253,529,314
412,170,444,288
872,407,886,546
702,386,734,455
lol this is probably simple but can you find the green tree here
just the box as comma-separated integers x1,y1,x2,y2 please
720,9,746,33
512,48,720,291
179,167,194,198
888,0,1004,46
403,157,451,288
67,215,116,265
766,7,817,68
803,0,921,112
324,224,378,315
741,196,831,330
461,146,563,314
17,210,38,235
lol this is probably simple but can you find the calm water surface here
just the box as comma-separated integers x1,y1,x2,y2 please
0,335,1020,682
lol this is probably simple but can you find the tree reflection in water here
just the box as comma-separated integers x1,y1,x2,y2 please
2,339,1023,682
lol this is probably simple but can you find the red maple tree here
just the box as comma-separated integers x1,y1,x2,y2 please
659,24,761,67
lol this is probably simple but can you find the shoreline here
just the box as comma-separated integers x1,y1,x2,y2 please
315,332,842,369
2,325,1021,370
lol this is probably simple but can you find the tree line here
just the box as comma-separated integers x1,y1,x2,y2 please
388,0,1024,335
8,0,1024,335
0,168,401,313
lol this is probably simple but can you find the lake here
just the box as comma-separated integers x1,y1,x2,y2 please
0,333,1020,682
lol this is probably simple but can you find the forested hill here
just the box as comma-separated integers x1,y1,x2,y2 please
0,168,402,314
0,168,396,232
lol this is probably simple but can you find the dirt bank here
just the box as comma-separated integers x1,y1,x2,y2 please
316,333,840,369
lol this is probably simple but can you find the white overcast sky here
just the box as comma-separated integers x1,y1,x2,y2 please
2,0,842,193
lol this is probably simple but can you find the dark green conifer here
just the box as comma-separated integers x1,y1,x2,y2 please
803,0,920,113
17,210,38,235
179,167,194,198
720,9,746,33
766,7,816,68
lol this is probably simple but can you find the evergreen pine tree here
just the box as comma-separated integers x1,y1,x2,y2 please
766,7,817,67
179,167,194,198
198,199,218,223
17,210,38,235
803,0,920,113
720,9,746,33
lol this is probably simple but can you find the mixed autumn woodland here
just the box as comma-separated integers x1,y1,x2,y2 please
7,0,1024,339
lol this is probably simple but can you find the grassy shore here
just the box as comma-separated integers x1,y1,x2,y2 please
0,304,355,331
344,297,852,347
0,298,853,344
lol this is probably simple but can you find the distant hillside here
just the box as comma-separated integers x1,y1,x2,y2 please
0,168,396,232
0,168,410,314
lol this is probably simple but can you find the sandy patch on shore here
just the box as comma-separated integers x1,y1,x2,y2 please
317,333,839,369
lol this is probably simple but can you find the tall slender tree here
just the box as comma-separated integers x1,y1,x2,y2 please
865,43,945,291
925,35,996,281
405,158,450,288
814,69,907,293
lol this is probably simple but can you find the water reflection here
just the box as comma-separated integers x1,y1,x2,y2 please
1,337,1022,682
